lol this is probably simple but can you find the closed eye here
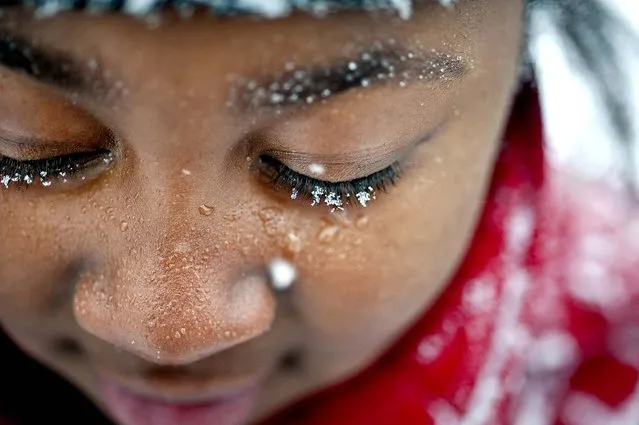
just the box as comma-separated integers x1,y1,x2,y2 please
255,155,402,209
0,150,113,189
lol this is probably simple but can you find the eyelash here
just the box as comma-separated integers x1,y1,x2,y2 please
0,150,113,189
0,149,401,208
257,155,402,208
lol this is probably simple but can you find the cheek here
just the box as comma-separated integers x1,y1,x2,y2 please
0,193,88,313
284,160,494,349
282,90,509,348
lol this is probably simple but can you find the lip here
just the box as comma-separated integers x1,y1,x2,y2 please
99,377,262,425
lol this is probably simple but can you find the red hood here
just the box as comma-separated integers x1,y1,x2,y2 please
261,88,639,425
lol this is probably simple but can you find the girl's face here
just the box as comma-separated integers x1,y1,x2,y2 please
0,1,524,424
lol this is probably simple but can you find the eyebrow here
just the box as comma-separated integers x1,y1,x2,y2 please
233,44,468,111
0,31,103,95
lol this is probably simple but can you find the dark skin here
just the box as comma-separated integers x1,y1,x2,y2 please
0,1,524,423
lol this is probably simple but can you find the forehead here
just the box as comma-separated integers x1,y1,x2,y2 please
11,0,453,19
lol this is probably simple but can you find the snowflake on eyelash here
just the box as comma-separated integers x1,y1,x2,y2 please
356,191,372,207
324,191,344,211
311,186,325,206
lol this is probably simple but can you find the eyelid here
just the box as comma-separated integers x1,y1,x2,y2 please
265,148,402,182
0,134,85,160
259,120,444,182
0,127,116,161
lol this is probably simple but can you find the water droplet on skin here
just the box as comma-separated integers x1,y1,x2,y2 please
258,207,283,223
318,225,339,243
284,232,302,254
355,215,370,229
330,211,352,228
198,204,215,216
120,221,129,232
181,169,192,176
224,212,239,222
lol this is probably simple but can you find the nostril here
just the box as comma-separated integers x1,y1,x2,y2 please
280,348,303,372
52,336,84,357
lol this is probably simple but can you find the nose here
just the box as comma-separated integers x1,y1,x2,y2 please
72,261,276,365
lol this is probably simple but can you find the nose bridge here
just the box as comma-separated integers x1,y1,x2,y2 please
73,169,276,365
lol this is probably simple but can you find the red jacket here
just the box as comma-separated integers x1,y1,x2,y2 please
2,89,639,425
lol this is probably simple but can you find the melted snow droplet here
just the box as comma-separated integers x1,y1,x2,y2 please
308,163,325,176
284,232,302,254
318,225,339,243
198,204,215,216
267,258,297,291
258,207,282,223
355,215,370,229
